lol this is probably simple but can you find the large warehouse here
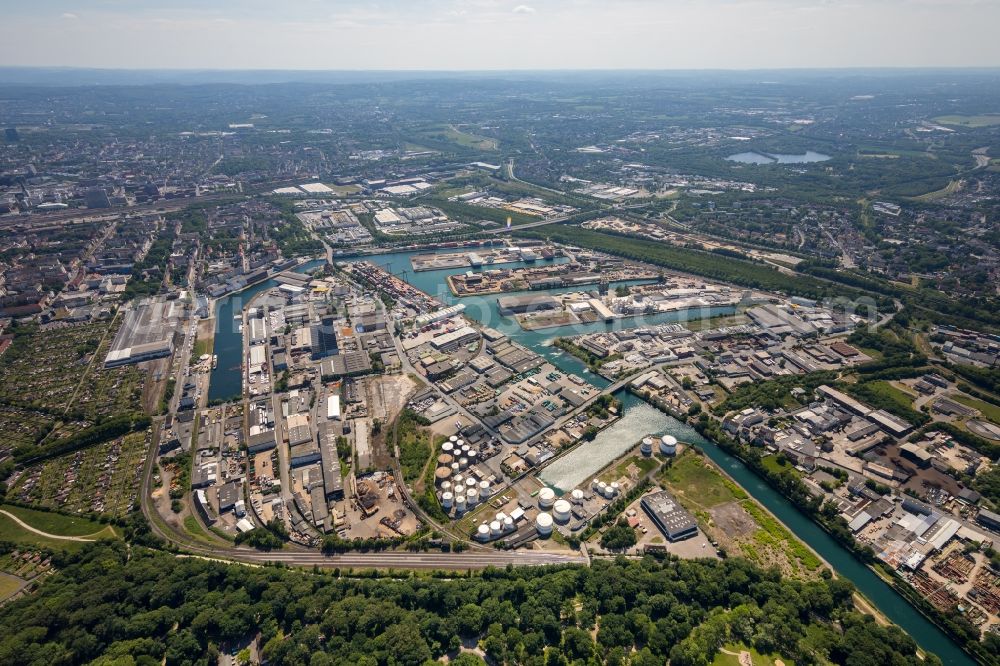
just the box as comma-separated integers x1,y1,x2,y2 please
641,490,698,542
104,297,182,368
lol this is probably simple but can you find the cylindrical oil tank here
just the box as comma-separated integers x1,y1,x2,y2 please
538,487,556,509
536,512,553,536
449,435,459,443
640,437,654,456
440,481,452,493
553,499,572,523
592,478,601,491
437,453,454,466
450,462,460,474
503,516,514,531
479,480,491,493
434,467,451,484
455,493,467,510
465,477,477,489
441,492,454,508
458,457,468,470
660,434,677,456
442,442,454,455
489,520,502,536
476,523,490,540
571,488,584,502
467,488,480,506
610,482,620,496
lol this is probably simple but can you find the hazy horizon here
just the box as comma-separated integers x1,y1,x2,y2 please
2,1,1000,71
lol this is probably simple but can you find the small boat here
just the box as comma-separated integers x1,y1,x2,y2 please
212,355,218,369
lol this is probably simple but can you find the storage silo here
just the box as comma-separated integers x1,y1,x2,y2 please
538,487,556,509
553,499,572,523
535,512,553,536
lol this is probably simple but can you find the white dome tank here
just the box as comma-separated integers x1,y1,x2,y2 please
440,481,452,493
458,457,468,470
538,487,556,509
465,477,477,488
660,434,678,456
535,512,553,536
441,491,454,508
610,482,620,496
592,478,601,491
449,435,458,443
640,437,654,456
489,520,502,536
597,481,608,496
503,516,514,531
553,499,572,523
571,488,584,502
453,473,464,487
451,462,460,473
467,488,480,505
477,523,490,540
479,480,491,493
455,493,467,510
442,442,454,454
455,439,465,449
467,450,478,462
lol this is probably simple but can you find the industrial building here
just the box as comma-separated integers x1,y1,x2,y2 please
641,490,698,542
497,294,559,315
104,297,181,367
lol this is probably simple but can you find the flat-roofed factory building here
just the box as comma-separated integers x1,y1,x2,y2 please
641,489,698,542
104,297,182,367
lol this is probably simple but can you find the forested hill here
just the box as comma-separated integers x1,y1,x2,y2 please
0,542,935,666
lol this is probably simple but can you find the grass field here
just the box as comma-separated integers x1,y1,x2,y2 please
0,573,23,601
863,380,916,412
0,506,116,551
599,454,660,483
934,114,1000,128
660,451,747,509
953,394,1000,425
912,178,961,201
1,505,114,537
713,644,794,666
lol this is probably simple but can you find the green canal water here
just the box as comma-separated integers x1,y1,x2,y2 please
207,248,971,664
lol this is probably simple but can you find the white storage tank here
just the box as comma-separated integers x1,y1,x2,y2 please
592,478,601,491
441,491,454,509
440,481,452,493
536,512,554,536
479,480,491,494
458,457,468,470
610,482,620,496
571,488,584,502
442,442,454,454
467,450,478,463
553,499,572,523
467,488,480,506
597,481,608,497
490,520,502,536
449,435,459,443
503,516,514,531
455,493,467,511
477,523,490,540
640,437,654,456
451,462,460,474
454,473,464,487
456,439,465,449
538,487,556,509
465,477,478,489
660,434,678,456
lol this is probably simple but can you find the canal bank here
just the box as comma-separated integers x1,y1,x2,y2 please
207,258,325,403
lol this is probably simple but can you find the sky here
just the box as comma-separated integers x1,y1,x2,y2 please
2,0,999,70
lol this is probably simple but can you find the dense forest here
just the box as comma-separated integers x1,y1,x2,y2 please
0,541,937,666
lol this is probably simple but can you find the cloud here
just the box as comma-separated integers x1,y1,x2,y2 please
61,12,78,20
512,4,536,14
